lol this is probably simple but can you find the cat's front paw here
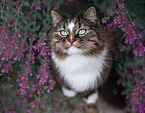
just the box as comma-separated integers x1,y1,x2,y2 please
62,87,77,97
83,91,99,104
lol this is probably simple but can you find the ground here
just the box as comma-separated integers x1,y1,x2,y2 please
50,89,130,113
1,82,131,113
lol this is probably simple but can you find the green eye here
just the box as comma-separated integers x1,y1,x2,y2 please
60,30,68,36
78,29,86,35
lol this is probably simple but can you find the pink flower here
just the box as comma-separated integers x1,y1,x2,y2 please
133,43,145,56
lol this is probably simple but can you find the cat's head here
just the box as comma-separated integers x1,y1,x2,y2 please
50,7,107,59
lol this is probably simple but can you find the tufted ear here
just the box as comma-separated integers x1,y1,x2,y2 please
51,10,63,26
83,7,98,22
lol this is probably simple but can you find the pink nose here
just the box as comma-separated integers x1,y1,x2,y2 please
68,39,76,44
69,39,74,44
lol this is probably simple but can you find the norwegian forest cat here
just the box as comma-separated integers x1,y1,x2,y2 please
50,6,116,104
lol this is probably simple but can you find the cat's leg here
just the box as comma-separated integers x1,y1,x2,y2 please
61,86,77,97
83,91,99,104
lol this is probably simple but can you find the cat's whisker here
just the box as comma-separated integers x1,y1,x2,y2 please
87,49,99,56
106,46,119,52
82,47,94,57
105,58,118,61
81,47,89,56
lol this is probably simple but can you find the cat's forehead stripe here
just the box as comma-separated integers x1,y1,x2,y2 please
67,20,75,32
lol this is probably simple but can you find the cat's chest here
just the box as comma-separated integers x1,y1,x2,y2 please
52,50,107,92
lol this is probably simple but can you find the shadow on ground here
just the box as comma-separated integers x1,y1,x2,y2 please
1,82,131,113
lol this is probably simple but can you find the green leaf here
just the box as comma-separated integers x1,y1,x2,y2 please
36,12,42,20
19,11,24,16
72,95,80,102
23,1,30,6
34,24,40,31
22,19,28,24
28,22,35,26
42,10,47,17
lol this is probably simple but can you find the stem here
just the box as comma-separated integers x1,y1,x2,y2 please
29,9,37,62
1,0,6,19
33,10,37,39
15,0,23,33
46,0,50,23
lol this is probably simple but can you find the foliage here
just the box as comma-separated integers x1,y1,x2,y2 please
90,0,145,112
0,0,62,112
0,0,145,113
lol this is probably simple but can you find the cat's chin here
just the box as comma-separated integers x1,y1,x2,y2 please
67,46,83,55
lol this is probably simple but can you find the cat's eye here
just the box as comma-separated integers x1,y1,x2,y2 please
60,30,68,36
78,29,86,35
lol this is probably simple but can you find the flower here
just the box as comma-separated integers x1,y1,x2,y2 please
103,0,145,112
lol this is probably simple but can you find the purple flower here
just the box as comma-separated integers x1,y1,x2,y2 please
12,1,20,8
31,1,41,10
42,0,48,5
36,2,41,10
104,0,144,58
133,42,145,56
6,2,12,10
102,17,108,24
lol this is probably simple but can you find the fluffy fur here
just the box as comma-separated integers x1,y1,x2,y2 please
52,47,107,92
50,7,114,102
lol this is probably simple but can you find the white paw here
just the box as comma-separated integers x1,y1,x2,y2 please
83,91,99,104
62,87,77,97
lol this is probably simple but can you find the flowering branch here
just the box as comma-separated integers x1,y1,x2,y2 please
102,0,145,112
103,0,145,56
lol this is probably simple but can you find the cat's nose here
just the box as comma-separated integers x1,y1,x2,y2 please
68,35,76,44
69,39,75,44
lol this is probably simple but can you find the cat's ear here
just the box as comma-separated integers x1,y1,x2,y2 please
51,10,62,26
83,7,98,22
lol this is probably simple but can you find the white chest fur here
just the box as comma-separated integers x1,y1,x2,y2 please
52,49,107,92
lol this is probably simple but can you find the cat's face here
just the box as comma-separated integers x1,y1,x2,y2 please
50,7,106,59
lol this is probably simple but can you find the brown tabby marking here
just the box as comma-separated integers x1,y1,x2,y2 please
50,7,117,95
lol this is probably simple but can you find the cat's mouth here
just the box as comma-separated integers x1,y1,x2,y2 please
67,46,83,55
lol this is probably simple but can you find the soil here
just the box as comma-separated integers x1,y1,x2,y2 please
1,83,131,113
50,89,130,113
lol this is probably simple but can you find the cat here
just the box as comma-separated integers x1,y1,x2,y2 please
50,6,116,104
